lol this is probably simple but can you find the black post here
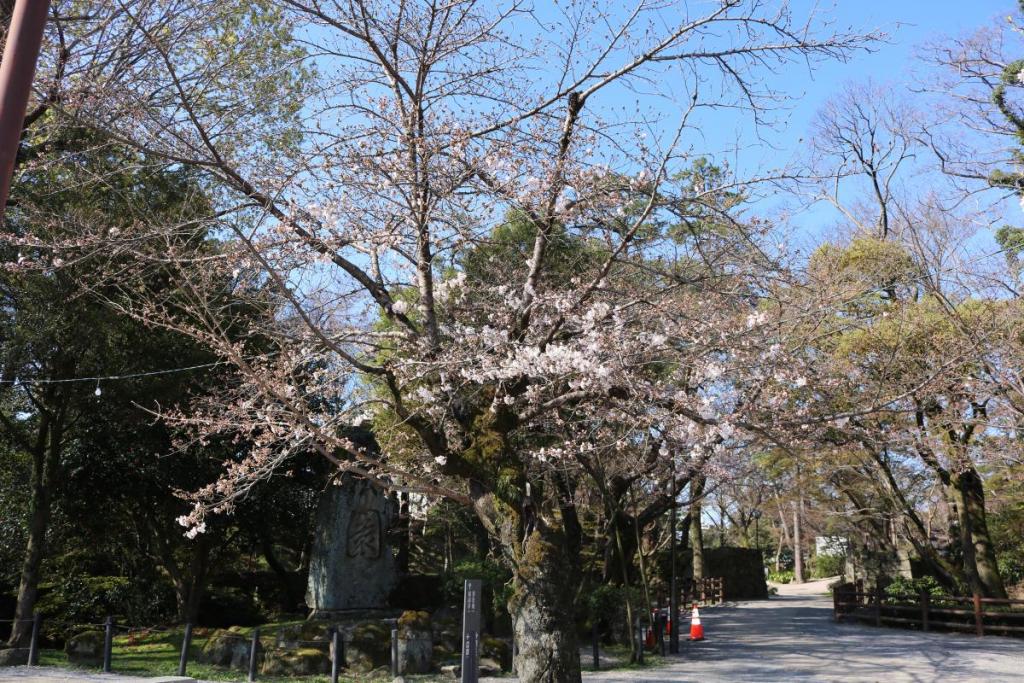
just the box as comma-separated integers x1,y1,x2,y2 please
920,590,929,632
177,623,193,676
635,618,644,665
102,616,114,673
654,609,662,655
247,628,260,682
658,610,667,656
670,477,679,654
591,621,599,670
874,587,882,627
331,627,341,683
27,612,40,666
390,628,399,677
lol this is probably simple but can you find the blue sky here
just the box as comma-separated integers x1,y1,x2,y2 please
758,0,1013,151
729,0,1017,245
528,1,1020,249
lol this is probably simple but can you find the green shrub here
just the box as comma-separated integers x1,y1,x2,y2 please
998,553,1024,586
812,554,845,578
584,584,646,646
585,584,644,621
767,570,794,584
885,576,947,602
443,559,512,627
37,574,173,634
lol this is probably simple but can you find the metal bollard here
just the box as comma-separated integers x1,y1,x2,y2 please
591,621,599,670
27,613,40,666
656,611,665,656
920,589,930,632
331,627,341,683
102,616,114,673
177,623,192,676
390,628,399,677
247,628,260,682
635,618,644,665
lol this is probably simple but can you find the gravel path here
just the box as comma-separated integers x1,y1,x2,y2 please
575,580,1023,682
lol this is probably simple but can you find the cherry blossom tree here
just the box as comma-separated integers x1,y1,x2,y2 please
25,1,884,678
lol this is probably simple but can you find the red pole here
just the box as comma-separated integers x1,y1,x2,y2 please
0,0,51,223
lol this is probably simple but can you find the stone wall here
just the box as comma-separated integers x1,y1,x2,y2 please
705,547,768,600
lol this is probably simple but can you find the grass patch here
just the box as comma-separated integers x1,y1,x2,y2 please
582,643,671,673
37,622,675,681
36,624,414,683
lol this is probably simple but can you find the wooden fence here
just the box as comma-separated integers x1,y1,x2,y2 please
681,577,725,606
833,584,1024,637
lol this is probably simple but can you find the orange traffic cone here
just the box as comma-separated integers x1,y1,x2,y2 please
688,604,705,641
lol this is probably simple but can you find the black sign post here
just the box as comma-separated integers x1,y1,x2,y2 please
461,579,482,683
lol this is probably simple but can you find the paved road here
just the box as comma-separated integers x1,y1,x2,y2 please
0,672,195,683
583,582,1024,682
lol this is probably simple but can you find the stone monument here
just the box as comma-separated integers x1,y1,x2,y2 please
306,475,398,616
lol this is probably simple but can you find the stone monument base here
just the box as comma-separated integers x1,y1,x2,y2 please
307,607,402,622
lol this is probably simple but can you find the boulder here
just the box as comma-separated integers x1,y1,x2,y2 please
481,636,511,671
274,621,330,651
479,657,502,677
345,621,391,673
397,610,432,674
65,630,104,665
198,627,257,669
442,660,501,678
0,647,29,666
430,608,460,660
260,647,330,676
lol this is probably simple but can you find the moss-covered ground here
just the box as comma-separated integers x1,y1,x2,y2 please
30,623,668,681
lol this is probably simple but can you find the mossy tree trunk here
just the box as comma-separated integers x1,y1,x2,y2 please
509,525,582,683
473,471,583,683
912,403,1007,598
952,470,1006,598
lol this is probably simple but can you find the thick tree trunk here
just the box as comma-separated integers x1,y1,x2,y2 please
8,412,57,648
953,470,1006,598
8,481,49,646
509,526,582,683
689,475,705,580
474,472,582,683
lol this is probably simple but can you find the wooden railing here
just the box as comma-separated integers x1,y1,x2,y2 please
833,585,1024,637
681,577,725,606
